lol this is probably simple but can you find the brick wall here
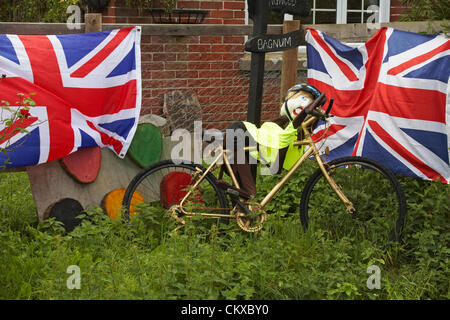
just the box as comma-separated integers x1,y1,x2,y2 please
390,0,410,22
102,0,282,130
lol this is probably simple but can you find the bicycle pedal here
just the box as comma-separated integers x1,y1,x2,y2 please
226,187,251,200
226,188,240,197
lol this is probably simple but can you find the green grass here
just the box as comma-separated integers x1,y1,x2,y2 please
0,167,448,300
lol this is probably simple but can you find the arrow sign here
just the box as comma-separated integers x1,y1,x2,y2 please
269,0,310,16
245,30,302,53
248,0,310,17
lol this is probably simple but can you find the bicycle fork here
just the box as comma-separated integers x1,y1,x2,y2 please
313,151,356,214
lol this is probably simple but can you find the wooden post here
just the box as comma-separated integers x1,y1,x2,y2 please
85,13,102,32
246,0,269,127
280,20,301,105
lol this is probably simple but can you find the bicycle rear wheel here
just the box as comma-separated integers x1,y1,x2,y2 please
300,156,407,243
122,160,230,233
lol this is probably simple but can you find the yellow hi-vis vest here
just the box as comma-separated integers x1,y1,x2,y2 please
242,121,304,171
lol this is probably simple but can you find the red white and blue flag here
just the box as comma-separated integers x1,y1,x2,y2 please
0,27,141,168
306,27,450,184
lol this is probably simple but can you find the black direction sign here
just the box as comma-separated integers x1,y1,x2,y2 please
270,0,310,16
245,30,302,53
248,0,310,17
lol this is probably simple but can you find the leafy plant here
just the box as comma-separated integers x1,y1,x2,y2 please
0,162,448,299
0,0,81,23
401,0,450,34
125,0,178,13
0,77,38,168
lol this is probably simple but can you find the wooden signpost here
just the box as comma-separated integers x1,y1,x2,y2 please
245,29,302,53
268,0,310,16
245,0,309,180
245,0,310,126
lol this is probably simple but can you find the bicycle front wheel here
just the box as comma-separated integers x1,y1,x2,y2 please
300,156,407,243
122,160,230,232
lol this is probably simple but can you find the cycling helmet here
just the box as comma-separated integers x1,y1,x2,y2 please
280,83,322,121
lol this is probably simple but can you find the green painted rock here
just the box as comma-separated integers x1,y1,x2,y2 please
128,123,162,167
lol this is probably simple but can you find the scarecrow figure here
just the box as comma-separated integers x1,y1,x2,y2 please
225,83,322,198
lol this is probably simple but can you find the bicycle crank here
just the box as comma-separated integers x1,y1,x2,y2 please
235,202,267,233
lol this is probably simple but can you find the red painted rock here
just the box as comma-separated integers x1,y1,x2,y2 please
160,171,203,209
60,146,101,183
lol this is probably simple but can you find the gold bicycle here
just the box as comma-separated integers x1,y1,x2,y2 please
123,93,407,242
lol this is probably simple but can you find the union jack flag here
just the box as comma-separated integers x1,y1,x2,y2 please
306,27,450,184
0,27,141,168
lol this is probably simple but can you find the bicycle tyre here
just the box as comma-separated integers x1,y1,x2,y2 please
122,160,230,230
299,156,407,242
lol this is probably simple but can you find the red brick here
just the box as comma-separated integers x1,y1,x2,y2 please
142,97,162,106
223,1,245,10
210,78,234,87
262,94,279,104
188,79,211,87
114,7,139,16
212,44,244,53
142,44,164,52
113,17,128,23
165,44,188,52
141,70,152,79
128,17,152,24
223,36,245,44
203,105,223,113
208,95,236,104
144,79,188,89
209,10,234,19
152,71,176,79
203,18,224,24
177,53,202,61
153,53,177,61
232,112,246,121
189,44,212,52
198,87,222,96
232,77,249,86
102,16,116,23
179,36,200,44
390,7,407,15
177,1,201,9
210,61,234,70
188,61,211,70
234,10,245,19
176,70,199,79
165,62,188,70
141,35,152,44
110,0,127,7
223,19,245,25
151,35,176,44
221,69,241,78
200,36,223,44
141,53,153,61
200,53,224,61
105,6,116,16
199,70,221,78
222,53,244,61
200,1,223,10
142,61,164,71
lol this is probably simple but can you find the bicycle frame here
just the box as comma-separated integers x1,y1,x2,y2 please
177,115,355,220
